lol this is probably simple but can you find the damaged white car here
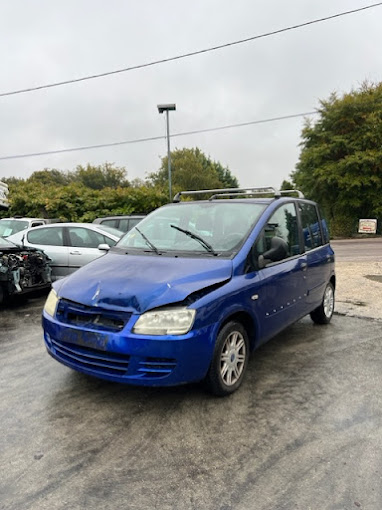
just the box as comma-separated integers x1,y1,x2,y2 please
0,237,52,304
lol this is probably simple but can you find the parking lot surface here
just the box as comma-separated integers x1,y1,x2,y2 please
332,238,382,320
1,288,382,509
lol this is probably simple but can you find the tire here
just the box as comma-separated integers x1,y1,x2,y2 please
310,282,335,325
206,321,250,396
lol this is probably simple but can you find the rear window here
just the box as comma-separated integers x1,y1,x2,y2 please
99,219,118,228
318,207,330,244
299,203,323,251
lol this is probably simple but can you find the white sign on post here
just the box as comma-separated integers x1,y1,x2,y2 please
358,219,377,234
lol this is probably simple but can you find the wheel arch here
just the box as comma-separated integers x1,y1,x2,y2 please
218,310,257,351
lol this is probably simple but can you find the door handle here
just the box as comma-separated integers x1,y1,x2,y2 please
300,262,308,271
70,250,82,255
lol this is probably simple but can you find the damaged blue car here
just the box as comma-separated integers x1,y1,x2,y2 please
42,187,335,395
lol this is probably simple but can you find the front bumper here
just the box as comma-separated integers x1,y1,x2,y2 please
42,310,216,387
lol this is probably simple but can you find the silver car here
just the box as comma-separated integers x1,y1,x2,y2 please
6,223,122,280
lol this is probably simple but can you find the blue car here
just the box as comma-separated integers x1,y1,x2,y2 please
42,187,335,396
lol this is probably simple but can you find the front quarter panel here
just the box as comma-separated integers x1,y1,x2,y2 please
190,270,265,350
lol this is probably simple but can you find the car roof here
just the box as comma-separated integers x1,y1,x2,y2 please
164,196,317,206
23,222,104,228
94,215,145,220
0,217,44,221
7,222,121,239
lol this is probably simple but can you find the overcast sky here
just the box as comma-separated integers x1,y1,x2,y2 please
0,0,381,190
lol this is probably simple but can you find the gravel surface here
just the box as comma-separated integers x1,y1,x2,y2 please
335,258,382,321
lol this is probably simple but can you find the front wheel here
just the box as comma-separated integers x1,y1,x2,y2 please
205,321,250,396
310,282,335,324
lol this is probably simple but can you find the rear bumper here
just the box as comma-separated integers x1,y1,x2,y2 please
42,311,216,387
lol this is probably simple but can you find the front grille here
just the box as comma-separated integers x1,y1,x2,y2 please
51,338,130,376
56,299,131,332
137,357,177,378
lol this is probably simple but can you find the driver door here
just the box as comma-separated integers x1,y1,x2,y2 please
67,226,114,272
250,203,307,343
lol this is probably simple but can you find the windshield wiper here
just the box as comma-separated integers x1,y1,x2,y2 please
170,225,217,255
135,227,161,255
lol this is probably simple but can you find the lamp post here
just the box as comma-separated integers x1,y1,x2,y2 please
157,103,176,201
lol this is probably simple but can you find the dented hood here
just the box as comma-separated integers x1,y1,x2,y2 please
56,252,232,313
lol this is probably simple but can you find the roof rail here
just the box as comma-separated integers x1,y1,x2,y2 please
173,186,282,203
279,189,304,198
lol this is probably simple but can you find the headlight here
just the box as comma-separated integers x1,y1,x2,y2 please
133,307,196,336
44,289,59,317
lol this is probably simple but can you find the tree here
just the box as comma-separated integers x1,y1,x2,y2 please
70,163,129,189
4,179,167,221
28,169,72,186
292,82,382,235
0,163,166,220
280,180,294,191
148,147,239,194
207,159,239,188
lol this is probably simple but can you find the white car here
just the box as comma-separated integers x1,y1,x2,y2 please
7,223,122,280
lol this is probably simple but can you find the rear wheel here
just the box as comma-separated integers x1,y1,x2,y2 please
310,282,335,324
206,321,250,396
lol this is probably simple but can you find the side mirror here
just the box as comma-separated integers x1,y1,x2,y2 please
262,236,289,263
98,243,110,251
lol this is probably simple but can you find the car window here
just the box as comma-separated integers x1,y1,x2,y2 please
255,203,300,264
28,227,64,246
318,206,330,244
118,219,129,231
100,219,118,228
299,203,323,251
128,218,143,230
68,227,117,248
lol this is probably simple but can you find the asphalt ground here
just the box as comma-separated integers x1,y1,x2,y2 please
1,238,381,510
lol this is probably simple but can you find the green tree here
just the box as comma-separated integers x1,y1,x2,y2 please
280,179,294,191
148,147,239,195
0,162,167,220
70,163,129,189
5,179,167,221
208,159,239,188
28,168,73,186
292,82,382,235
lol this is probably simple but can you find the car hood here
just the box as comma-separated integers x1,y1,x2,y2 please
56,252,232,313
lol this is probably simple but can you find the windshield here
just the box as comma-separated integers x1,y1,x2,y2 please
117,202,265,255
0,220,29,237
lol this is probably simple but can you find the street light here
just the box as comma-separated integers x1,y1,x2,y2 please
157,103,176,201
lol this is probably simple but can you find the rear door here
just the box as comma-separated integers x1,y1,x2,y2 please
298,202,333,311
